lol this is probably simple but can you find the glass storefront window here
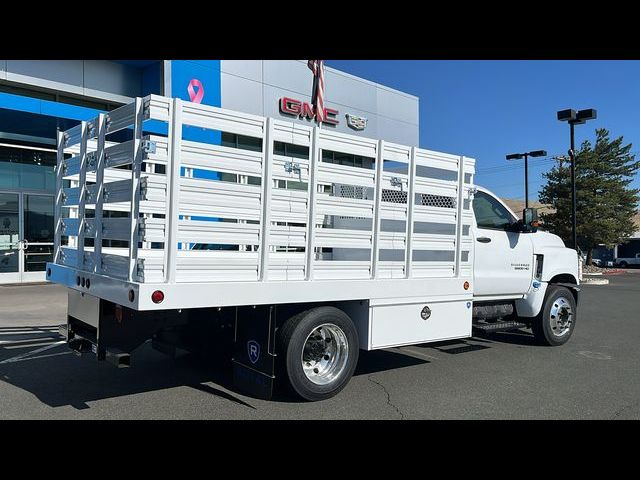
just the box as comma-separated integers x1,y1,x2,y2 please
0,193,20,274
24,194,54,243
0,146,56,192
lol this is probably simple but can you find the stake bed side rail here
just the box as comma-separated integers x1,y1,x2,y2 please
47,95,476,310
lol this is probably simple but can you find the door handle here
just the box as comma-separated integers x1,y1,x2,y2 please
476,237,492,243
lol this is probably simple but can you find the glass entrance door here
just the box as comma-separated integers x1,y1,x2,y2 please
0,192,54,284
22,194,54,282
0,192,21,283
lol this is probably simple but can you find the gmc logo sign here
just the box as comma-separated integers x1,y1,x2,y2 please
279,97,339,125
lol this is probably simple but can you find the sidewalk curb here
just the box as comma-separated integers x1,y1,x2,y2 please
602,270,627,276
581,277,610,285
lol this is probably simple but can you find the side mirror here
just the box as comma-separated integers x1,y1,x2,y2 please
522,208,540,233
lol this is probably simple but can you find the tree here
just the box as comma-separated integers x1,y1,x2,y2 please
539,128,640,265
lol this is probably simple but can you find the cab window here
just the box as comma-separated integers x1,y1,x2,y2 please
473,191,515,230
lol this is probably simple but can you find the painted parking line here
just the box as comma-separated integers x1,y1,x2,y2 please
4,341,62,350
0,337,61,345
0,331,47,336
0,328,58,331
0,341,66,364
0,326,58,330
0,329,59,335
0,325,58,328
388,346,440,361
1,350,72,364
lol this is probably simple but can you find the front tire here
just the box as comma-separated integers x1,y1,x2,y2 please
278,307,359,401
619,261,628,268
532,285,577,346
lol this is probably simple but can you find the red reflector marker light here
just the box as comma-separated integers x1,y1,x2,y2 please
151,290,165,304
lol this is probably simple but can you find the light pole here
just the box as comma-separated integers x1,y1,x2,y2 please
552,155,570,168
557,108,597,251
505,150,547,209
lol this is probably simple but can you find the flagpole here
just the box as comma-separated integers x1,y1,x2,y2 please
313,69,321,130
317,61,323,131
316,73,321,132
308,59,324,130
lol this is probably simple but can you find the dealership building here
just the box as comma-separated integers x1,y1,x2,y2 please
0,60,419,283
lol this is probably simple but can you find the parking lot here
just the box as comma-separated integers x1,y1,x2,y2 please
1,274,639,419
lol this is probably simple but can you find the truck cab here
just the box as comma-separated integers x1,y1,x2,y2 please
470,186,580,344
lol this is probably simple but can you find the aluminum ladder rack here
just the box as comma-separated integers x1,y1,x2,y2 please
47,95,476,311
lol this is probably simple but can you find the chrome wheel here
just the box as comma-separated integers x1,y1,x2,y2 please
301,323,349,385
549,296,573,337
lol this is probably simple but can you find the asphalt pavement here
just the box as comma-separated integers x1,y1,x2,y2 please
0,274,639,419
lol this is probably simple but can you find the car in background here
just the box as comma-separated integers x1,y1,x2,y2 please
615,253,640,268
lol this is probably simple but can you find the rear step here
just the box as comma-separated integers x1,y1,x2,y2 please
472,320,528,333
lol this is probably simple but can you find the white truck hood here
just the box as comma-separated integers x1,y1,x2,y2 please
530,230,580,283
530,230,566,251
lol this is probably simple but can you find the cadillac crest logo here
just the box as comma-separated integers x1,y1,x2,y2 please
346,113,368,131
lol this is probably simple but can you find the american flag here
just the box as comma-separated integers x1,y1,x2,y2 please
307,60,325,123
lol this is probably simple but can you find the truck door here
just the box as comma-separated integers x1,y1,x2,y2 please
471,190,533,297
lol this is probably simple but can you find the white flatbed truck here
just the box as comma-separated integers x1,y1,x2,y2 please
46,95,580,401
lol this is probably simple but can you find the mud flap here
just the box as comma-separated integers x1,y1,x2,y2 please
232,305,277,400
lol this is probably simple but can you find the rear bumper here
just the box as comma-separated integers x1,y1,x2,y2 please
61,286,187,367
62,291,133,367
47,262,141,310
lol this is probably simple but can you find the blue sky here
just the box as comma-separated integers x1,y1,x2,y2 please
327,60,640,202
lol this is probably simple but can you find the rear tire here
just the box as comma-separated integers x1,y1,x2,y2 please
278,307,359,401
532,285,576,346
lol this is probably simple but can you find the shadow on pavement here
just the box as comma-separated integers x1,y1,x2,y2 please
0,325,540,409
354,348,428,376
0,325,66,363
0,336,256,410
0,334,433,407
268,348,430,403
474,329,540,346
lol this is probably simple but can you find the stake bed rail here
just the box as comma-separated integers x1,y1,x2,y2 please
47,95,476,310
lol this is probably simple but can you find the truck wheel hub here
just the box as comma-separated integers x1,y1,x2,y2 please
549,296,573,337
302,323,349,385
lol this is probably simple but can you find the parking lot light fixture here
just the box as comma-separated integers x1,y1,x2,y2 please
506,150,548,208
557,108,598,251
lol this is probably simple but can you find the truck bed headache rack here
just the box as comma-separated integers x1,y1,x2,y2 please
47,95,476,310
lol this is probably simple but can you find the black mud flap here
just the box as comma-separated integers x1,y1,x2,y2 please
232,305,277,400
